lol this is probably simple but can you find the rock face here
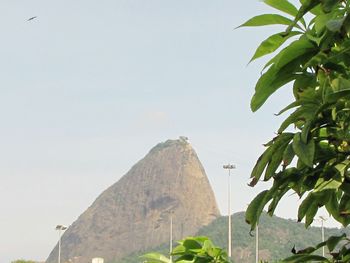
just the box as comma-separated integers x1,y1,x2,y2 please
46,138,220,263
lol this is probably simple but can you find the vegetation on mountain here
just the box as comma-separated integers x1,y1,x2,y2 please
198,213,350,262
124,213,349,263
240,0,350,261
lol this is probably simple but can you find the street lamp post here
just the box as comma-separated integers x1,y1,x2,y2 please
56,224,67,263
255,224,259,263
223,164,236,259
319,216,327,257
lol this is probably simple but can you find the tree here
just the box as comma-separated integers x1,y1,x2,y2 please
240,0,350,261
142,236,229,263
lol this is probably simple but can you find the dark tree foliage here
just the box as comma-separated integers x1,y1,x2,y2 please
241,0,350,261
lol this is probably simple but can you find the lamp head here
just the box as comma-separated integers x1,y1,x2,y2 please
223,164,236,169
319,216,327,221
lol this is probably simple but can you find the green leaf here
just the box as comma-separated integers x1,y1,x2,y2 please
315,178,342,192
339,194,350,223
262,37,314,70
293,73,317,99
343,14,350,35
305,201,318,227
249,147,274,186
301,119,313,143
340,182,350,196
263,0,299,17
298,192,315,222
278,108,304,133
142,253,171,263
305,30,326,46
326,234,346,252
238,14,295,28
303,51,328,69
251,39,316,111
321,0,342,13
315,13,333,34
268,187,290,215
326,17,345,32
274,38,315,69
175,256,195,263
172,245,186,255
276,101,301,116
292,133,315,167
182,239,202,250
299,191,331,226
251,63,297,111
282,254,328,262
282,143,295,167
309,4,323,16
250,31,301,62
293,246,318,254
285,0,320,33
264,140,289,180
267,170,299,215
331,77,350,92
334,160,350,177
202,239,213,251
263,38,315,72
250,133,294,185
325,190,341,221
245,190,272,230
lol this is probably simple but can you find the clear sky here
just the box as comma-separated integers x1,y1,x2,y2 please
0,1,338,262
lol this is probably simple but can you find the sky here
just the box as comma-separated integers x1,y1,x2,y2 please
0,1,341,262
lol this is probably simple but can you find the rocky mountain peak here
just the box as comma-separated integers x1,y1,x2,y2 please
46,138,220,263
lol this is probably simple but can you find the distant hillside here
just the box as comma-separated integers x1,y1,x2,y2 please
116,212,350,263
198,212,350,262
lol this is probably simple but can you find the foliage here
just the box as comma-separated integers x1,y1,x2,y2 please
142,236,229,263
282,233,350,262
240,0,350,261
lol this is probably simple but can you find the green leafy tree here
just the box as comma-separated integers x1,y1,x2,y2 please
240,0,350,261
142,236,229,263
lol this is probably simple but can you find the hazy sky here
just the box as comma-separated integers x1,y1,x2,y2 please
0,1,338,262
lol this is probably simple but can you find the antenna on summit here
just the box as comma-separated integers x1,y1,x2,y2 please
179,136,188,142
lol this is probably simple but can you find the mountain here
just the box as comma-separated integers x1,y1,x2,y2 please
117,212,350,263
46,138,220,263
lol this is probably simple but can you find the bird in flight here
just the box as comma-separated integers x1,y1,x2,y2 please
27,16,37,21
